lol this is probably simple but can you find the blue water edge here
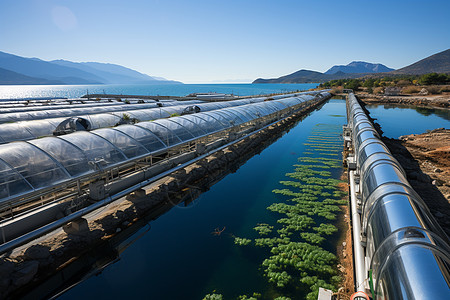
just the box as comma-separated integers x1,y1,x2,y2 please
0,83,318,100
365,104,450,138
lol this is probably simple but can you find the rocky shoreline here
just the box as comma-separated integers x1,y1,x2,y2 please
382,128,450,236
357,93,450,108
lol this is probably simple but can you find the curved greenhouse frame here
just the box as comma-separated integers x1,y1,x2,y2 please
0,94,308,144
0,93,320,207
0,100,203,124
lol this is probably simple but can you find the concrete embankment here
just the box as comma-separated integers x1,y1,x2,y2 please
0,96,331,299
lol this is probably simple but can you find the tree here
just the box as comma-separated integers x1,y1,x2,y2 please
362,78,376,88
344,79,361,90
419,73,449,85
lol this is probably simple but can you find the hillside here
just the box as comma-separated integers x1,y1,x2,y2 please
0,67,62,85
253,69,363,84
51,60,177,84
325,61,394,74
392,48,450,74
0,51,180,85
253,49,450,84
0,52,104,84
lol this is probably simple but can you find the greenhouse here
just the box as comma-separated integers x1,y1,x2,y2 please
0,100,133,113
0,93,322,209
0,100,203,123
0,98,149,108
0,95,303,144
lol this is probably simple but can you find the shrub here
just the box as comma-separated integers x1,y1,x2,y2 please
401,86,421,94
426,86,442,94
397,80,411,86
331,87,343,94
373,87,384,94
439,85,450,93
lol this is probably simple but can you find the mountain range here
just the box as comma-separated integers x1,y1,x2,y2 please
254,48,450,83
324,61,394,74
0,51,181,85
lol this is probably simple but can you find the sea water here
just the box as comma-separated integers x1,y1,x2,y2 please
0,83,318,100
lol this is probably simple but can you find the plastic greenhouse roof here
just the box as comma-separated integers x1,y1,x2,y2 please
0,93,324,203
0,100,203,124
0,97,269,144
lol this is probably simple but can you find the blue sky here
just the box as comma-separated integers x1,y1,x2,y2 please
0,0,449,83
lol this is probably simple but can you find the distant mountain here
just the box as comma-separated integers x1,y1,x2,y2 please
0,51,104,84
50,60,176,84
391,48,450,74
254,49,450,84
253,69,364,84
0,67,63,85
0,51,181,85
325,61,394,74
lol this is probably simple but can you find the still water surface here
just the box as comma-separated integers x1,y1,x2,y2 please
0,83,318,100
365,104,450,138
58,100,346,299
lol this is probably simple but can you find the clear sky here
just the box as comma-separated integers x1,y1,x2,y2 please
0,0,449,83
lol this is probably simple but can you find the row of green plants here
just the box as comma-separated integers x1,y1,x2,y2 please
205,123,346,300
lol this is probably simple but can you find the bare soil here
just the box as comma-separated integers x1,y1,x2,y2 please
356,93,450,108
381,128,450,236
336,178,354,300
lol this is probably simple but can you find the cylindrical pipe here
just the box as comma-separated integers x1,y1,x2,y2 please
347,92,450,299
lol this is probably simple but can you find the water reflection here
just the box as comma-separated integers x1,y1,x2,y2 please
365,104,450,138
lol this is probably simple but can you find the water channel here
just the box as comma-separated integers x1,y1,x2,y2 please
56,100,448,300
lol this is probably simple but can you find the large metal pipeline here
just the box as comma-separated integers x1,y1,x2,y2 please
346,92,450,299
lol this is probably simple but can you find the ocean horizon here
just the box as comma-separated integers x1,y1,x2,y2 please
0,83,318,100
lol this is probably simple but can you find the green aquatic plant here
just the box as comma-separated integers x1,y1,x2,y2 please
301,232,325,244
238,292,261,300
254,223,274,236
277,214,314,233
266,271,292,287
254,237,290,248
313,223,338,235
234,237,252,246
319,152,339,157
203,293,223,300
